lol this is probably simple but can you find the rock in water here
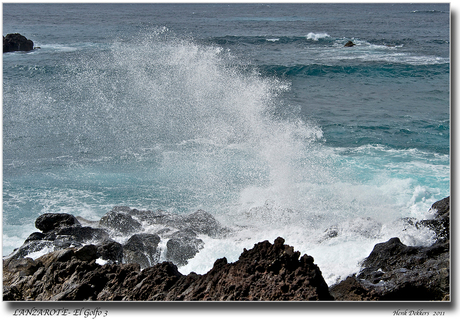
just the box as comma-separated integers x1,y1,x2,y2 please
165,230,204,266
417,196,450,241
3,237,333,301
35,213,81,232
344,40,355,47
330,236,449,301
3,33,34,52
123,234,161,269
99,209,142,235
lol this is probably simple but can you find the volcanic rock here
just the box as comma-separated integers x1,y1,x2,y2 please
123,234,161,269
99,209,142,235
3,33,34,52
3,237,333,301
35,213,81,233
97,239,123,263
416,196,449,241
330,236,449,301
165,230,204,267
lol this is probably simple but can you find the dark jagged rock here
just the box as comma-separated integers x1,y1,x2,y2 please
97,240,123,263
35,213,81,233
176,209,227,237
99,209,142,235
3,197,450,301
416,196,450,241
3,237,332,301
165,230,204,267
123,234,161,269
3,33,34,52
331,236,449,301
330,195,450,301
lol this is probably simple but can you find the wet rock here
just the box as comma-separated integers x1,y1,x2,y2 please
96,240,123,263
331,196,450,301
332,237,449,301
24,232,46,243
75,245,99,262
176,210,225,237
99,209,142,235
3,33,34,52
3,237,333,301
344,40,355,47
165,230,204,267
7,213,111,261
416,196,449,241
6,240,56,260
56,225,110,242
123,234,161,269
35,213,81,233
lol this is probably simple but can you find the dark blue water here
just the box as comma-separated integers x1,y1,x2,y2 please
2,3,450,284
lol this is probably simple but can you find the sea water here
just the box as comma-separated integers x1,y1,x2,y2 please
2,3,450,285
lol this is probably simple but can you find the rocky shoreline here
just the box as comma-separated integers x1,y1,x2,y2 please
3,197,450,301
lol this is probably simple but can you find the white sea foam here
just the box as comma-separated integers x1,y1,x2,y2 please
306,32,330,41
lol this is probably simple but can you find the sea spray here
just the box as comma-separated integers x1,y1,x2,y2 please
3,27,447,284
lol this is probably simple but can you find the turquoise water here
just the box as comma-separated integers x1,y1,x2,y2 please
2,3,449,284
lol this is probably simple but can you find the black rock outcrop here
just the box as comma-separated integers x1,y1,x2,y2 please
3,197,450,301
3,237,333,301
330,196,450,301
3,33,34,52
5,207,227,269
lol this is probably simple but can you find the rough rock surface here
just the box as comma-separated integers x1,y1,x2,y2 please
330,196,450,301
99,209,142,235
6,207,227,268
3,33,34,52
7,213,111,261
3,237,332,301
123,234,161,269
3,197,450,301
166,230,204,267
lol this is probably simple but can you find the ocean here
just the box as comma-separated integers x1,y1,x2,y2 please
2,3,450,285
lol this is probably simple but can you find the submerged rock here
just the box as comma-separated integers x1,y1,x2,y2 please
344,40,355,47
